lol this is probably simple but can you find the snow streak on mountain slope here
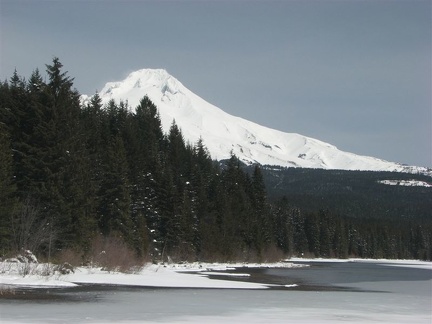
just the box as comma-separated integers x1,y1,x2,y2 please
82,69,430,174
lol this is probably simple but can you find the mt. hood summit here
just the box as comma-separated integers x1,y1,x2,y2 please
82,69,429,175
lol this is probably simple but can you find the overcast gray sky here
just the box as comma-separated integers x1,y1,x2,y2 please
1,0,431,167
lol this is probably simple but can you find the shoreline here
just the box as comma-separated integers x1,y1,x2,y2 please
0,258,430,290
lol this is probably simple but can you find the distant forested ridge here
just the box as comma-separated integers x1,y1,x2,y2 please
0,59,431,262
252,166,432,221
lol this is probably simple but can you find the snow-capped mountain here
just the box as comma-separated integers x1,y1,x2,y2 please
82,69,430,175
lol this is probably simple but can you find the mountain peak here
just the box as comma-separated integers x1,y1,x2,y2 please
126,68,171,85
99,68,183,98
83,69,431,176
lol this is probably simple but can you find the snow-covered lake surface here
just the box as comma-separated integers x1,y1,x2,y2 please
1,260,431,323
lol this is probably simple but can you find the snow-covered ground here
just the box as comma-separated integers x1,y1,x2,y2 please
0,261,303,289
0,258,430,289
288,257,432,269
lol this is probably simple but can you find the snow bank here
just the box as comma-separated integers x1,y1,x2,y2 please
288,257,432,269
2,259,428,290
165,261,303,271
0,277,77,288
0,262,78,288
0,261,302,290
63,264,269,289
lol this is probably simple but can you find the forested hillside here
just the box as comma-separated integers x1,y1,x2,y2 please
254,166,432,220
1,59,431,262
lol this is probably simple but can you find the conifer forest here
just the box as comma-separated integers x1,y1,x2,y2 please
1,59,431,262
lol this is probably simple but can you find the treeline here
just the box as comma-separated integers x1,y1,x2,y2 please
272,198,432,260
0,58,430,262
0,58,273,261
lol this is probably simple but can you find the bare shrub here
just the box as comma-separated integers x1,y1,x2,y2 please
39,263,56,277
226,246,261,263
197,249,228,263
54,262,74,276
10,196,57,254
221,245,286,264
17,262,38,277
230,247,256,263
56,248,84,267
0,261,14,274
166,242,197,264
87,234,144,273
260,245,286,263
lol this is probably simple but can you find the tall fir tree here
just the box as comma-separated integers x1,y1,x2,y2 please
98,134,133,244
0,123,16,251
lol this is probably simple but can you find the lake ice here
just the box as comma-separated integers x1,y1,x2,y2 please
0,260,431,323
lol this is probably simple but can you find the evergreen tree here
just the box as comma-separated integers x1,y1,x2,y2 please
221,154,255,258
1,70,30,195
167,120,188,184
35,58,84,247
98,135,133,244
292,209,308,255
272,197,295,256
0,123,16,251
250,165,272,255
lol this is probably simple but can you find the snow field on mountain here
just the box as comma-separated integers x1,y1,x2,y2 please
81,69,430,176
378,179,432,187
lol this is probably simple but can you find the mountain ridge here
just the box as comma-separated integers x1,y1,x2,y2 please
81,69,430,176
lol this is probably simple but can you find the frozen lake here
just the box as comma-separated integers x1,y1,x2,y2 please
1,261,431,323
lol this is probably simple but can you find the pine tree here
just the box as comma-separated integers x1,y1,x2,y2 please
272,197,296,256
98,135,133,244
123,96,166,256
30,57,86,248
190,138,214,255
292,209,308,255
0,123,16,251
207,173,237,259
221,154,255,258
167,120,188,184
250,165,272,255
1,70,30,195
